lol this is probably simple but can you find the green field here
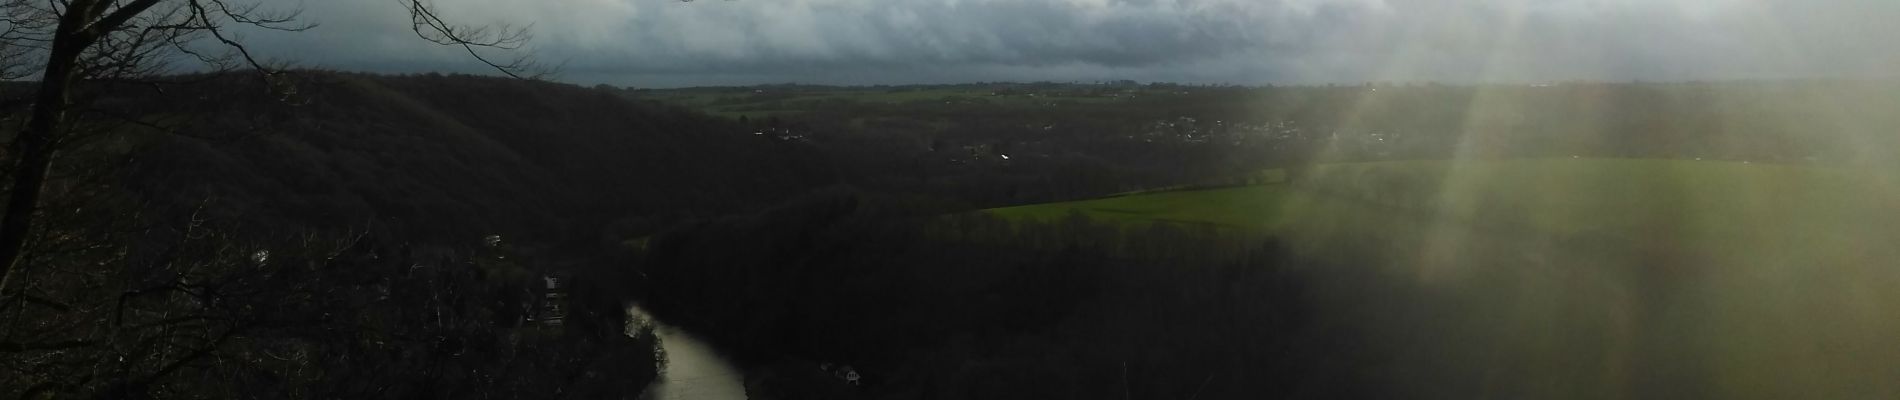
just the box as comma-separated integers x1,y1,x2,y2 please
992,158,1898,239
988,183,1295,230
988,158,1900,399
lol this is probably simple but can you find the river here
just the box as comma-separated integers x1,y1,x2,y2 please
628,305,749,400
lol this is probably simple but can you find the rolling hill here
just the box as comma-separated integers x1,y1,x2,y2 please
115,72,835,243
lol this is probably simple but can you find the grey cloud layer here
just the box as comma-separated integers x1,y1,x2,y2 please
236,0,1900,86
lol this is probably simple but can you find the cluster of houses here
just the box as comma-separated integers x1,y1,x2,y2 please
819,362,862,386
750,126,808,142
530,274,567,328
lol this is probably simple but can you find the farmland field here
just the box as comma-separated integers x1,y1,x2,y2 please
987,183,1295,230
988,158,1900,398
994,158,1898,232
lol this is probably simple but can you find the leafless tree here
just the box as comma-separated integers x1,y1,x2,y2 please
0,0,541,322
0,0,550,396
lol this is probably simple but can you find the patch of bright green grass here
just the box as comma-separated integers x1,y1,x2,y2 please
988,184,1293,230
987,158,1900,399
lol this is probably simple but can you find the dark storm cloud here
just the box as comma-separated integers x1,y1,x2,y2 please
232,0,1900,86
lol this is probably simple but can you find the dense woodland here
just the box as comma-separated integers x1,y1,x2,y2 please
5,71,1898,397
0,72,815,397
121,73,830,242
636,189,1389,399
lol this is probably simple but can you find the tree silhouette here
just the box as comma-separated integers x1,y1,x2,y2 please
0,1,576,396
0,0,539,320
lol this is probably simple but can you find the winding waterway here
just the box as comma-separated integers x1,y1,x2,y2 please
628,305,749,400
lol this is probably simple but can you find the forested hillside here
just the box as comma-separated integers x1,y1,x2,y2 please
636,189,1379,399
122,72,833,243
2,72,838,398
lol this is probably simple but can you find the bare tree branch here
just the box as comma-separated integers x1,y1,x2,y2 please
1,1,556,396
403,0,551,79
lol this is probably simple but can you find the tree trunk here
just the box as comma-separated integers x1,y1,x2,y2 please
0,23,86,298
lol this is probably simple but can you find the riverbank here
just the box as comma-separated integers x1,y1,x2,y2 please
629,301,870,400
631,305,750,400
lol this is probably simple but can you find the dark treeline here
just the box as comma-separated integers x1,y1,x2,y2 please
635,188,1394,399
0,199,658,397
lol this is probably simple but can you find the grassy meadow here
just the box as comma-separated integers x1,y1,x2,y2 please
987,158,1900,399
988,184,1295,230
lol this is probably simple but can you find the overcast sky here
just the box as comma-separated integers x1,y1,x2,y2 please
235,0,1900,87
